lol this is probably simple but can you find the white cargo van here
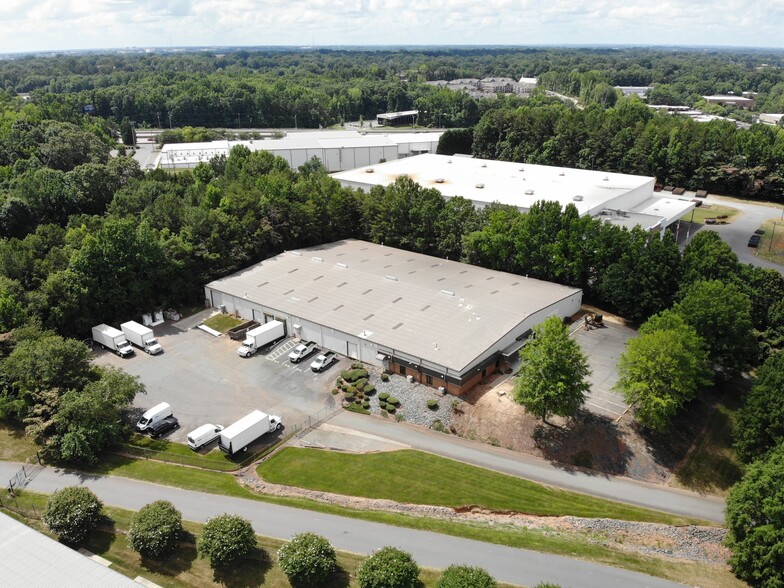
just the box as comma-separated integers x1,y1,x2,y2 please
136,402,173,432
187,424,224,450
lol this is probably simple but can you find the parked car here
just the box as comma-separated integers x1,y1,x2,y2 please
748,234,761,248
187,424,224,450
147,416,180,438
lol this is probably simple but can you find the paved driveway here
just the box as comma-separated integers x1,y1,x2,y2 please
571,320,633,420
94,320,345,445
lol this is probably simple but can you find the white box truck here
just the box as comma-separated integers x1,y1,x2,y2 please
237,320,285,357
92,324,134,357
136,402,173,432
218,410,282,455
121,321,163,355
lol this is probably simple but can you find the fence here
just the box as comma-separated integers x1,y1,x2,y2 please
116,404,343,471
7,452,43,495
0,491,43,521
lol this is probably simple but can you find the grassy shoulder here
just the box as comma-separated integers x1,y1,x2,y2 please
257,447,704,526
680,203,740,224
752,218,784,265
2,490,476,588
0,423,39,461
121,434,239,471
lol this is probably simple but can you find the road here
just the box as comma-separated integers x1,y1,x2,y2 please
682,194,784,274
0,462,684,588
330,411,726,523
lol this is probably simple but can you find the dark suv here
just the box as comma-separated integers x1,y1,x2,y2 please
147,416,180,438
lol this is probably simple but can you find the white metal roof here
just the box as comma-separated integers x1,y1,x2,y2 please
0,512,140,588
206,240,580,373
332,153,654,217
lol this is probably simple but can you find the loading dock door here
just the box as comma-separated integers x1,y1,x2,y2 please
347,341,359,359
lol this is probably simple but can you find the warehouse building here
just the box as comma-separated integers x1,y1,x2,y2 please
205,240,582,395
332,153,695,234
154,130,442,171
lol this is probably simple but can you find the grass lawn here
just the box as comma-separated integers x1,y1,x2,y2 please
0,423,39,462
258,448,705,526
752,218,784,266
201,313,243,333
672,394,744,496
680,203,740,224
122,434,240,471
1,491,471,588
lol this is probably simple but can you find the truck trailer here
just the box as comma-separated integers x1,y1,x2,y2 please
92,324,134,357
237,320,285,357
218,410,282,455
121,321,163,355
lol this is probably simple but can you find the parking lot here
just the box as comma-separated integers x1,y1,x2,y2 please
94,318,346,447
571,320,633,420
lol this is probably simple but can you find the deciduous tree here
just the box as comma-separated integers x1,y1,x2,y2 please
734,352,784,463
43,486,102,544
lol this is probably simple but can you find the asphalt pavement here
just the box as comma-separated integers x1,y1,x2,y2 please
0,462,685,588
330,411,726,523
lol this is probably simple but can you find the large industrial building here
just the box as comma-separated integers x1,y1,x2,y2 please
205,240,582,395
154,130,442,172
332,153,696,233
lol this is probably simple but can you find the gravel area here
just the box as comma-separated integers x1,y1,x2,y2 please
338,366,465,430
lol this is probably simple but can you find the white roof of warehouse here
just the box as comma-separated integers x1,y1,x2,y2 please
0,512,140,588
332,153,653,216
207,240,580,373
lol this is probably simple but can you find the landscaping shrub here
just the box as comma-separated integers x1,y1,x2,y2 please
344,391,355,401
346,403,370,415
431,419,446,433
364,384,376,394
128,500,182,557
331,388,339,395
427,399,438,409
357,546,419,588
381,373,390,382
379,392,390,401
340,370,351,381
387,406,396,414
436,564,497,588
43,486,102,544
347,386,357,394
278,532,338,586
355,378,368,389
345,368,369,382
198,514,256,568
387,397,400,406
352,361,364,370
340,383,350,391
362,400,370,409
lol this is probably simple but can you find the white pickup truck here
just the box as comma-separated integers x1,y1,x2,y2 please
288,341,318,363
310,351,338,372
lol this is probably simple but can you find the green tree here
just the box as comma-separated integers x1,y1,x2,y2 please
436,564,497,588
47,367,144,463
513,315,591,425
681,231,740,286
43,486,102,544
616,311,712,431
198,514,256,568
734,352,784,463
726,444,784,587
277,532,338,586
674,280,756,377
128,500,183,557
357,546,420,588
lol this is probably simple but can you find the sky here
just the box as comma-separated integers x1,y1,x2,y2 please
2,0,784,54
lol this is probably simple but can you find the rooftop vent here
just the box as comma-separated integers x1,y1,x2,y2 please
603,176,609,181
435,178,445,183
525,189,535,195
519,167,525,171
311,256,323,262
336,262,348,269
481,163,487,168
559,171,565,176
440,289,455,296
573,195,584,201
291,251,302,256
447,160,452,164
365,168,374,173
384,275,398,281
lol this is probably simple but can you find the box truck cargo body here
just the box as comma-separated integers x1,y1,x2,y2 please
121,321,162,355
218,410,282,455
92,324,134,357
237,320,285,357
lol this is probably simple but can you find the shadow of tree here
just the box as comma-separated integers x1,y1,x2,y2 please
141,531,198,576
212,546,271,587
535,410,633,477
82,514,116,554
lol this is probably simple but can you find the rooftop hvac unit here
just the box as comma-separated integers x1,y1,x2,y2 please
525,189,535,195
365,168,374,173
435,178,445,183
475,183,485,189
573,195,584,201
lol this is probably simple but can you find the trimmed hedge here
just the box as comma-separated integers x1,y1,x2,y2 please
43,486,102,544
198,514,256,568
128,500,182,557
378,392,390,401
427,399,439,409
357,546,419,588
278,532,338,586
364,384,376,395
387,397,400,406
381,373,390,382
352,361,365,370
436,565,497,588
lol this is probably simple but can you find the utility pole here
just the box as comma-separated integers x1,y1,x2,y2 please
168,111,173,129
156,112,161,128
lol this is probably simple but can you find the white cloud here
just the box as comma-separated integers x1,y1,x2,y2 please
1,0,783,53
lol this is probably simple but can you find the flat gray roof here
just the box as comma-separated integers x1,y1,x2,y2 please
0,512,140,588
207,240,580,372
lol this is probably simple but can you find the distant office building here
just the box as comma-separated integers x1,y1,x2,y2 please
703,95,756,109
376,110,419,127
154,130,442,172
759,113,784,126
615,86,651,98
